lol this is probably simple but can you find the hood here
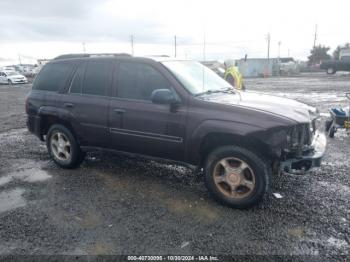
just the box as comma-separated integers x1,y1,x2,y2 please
201,91,317,123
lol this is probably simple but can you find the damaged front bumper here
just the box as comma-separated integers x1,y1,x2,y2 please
281,131,327,172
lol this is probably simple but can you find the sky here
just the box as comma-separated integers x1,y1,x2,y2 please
0,0,349,65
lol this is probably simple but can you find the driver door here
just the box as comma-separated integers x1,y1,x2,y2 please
108,61,187,161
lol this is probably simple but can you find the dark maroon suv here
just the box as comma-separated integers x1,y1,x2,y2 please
26,53,326,208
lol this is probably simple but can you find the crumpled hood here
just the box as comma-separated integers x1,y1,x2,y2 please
202,91,317,123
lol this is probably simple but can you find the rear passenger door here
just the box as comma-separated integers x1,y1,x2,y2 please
59,60,113,147
108,61,187,161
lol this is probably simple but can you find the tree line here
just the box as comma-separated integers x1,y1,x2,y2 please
308,43,350,65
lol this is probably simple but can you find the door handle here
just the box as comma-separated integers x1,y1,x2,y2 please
113,108,126,114
64,103,74,108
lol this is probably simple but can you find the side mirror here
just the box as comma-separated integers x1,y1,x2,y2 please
151,89,179,104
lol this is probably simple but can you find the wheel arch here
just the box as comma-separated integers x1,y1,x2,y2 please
198,132,275,168
39,113,80,144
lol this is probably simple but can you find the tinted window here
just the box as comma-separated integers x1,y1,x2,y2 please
33,63,72,92
117,62,171,100
69,64,85,94
82,61,111,96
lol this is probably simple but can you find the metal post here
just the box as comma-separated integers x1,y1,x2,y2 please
82,42,86,53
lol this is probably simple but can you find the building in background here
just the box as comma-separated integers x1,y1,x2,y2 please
236,58,280,77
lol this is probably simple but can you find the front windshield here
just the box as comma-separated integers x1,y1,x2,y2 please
162,61,232,95
6,72,17,76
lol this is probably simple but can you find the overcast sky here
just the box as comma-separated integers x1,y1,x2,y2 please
1,0,349,65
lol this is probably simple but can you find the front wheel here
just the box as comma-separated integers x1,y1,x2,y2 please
46,124,85,169
204,145,269,209
326,67,336,75
8,79,12,85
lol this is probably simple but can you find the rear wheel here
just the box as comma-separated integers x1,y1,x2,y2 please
326,67,336,74
46,124,85,168
204,145,269,209
8,79,12,85
329,126,336,138
325,119,333,132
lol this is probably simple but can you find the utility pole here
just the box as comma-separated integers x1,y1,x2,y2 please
278,41,281,58
130,35,134,55
18,53,22,65
266,33,271,60
265,33,271,77
312,24,318,64
82,42,86,53
313,24,318,50
203,33,206,61
174,35,177,58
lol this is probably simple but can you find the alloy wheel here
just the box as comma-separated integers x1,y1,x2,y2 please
213,157,256,199
50,132,72,162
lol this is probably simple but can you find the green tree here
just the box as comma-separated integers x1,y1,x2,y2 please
308,45,331,65
333,43,350,60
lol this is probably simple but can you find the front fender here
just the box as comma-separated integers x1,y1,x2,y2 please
186,119,269,164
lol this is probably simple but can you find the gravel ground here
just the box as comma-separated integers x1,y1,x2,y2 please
0,73,349,260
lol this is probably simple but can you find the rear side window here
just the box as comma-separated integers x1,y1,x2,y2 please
116,62,171,101
33,63,72,92
69,64,85,94
82,61,111,96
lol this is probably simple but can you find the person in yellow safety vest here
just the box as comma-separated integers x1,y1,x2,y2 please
224,60,245,90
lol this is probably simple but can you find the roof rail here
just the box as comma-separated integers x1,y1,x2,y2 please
146,55,170,58
53,53,132,60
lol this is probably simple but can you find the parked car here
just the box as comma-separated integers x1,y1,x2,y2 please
26,54,326,208
279,57,299,75
320,50,350,74
0,71,28,84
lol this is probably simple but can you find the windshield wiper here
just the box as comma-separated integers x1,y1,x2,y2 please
195,87,235,97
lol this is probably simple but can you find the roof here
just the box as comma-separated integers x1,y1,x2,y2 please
53,53,188,63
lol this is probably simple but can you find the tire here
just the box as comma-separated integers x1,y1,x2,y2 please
8,79,12,85
204,145,269,209
46,124,85,169
325,119,333,132
329,126,335,138
326,67,336,75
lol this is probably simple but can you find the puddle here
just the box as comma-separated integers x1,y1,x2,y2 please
0,188,26,213
0,168,51,187
100,172,220,223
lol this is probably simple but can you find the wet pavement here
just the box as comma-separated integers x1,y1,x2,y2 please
0,74,349,259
